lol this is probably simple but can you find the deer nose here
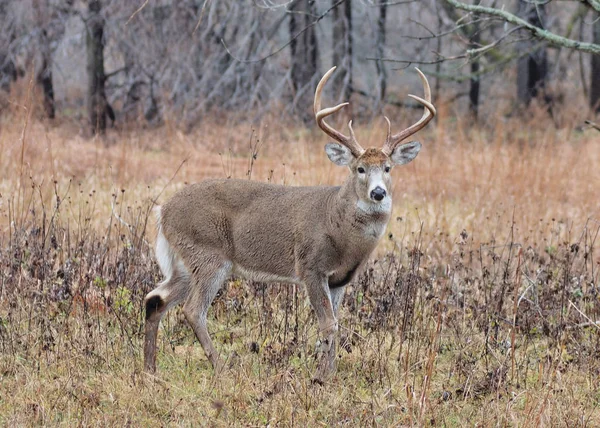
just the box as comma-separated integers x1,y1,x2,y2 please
370,187,386,202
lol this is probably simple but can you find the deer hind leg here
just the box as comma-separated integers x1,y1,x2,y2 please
144,262,191,373
182,253,232,372
144,222,192,373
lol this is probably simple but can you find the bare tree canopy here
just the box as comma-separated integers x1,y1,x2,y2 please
0,0,598,128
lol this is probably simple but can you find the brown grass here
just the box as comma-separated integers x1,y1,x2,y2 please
1,93,600,425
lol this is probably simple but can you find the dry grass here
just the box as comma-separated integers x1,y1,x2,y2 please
1,93,600,426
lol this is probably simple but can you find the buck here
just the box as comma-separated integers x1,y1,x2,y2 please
144,67,436,380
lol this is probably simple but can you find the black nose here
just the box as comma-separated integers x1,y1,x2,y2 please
370,187,386,201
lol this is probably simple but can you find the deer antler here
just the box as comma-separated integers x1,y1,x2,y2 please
314,67,365,158
382,68,436,156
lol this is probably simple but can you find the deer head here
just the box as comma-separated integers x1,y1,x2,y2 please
314,67,436,211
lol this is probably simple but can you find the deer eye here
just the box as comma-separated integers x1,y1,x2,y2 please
357,167,365,174
384,166,390,173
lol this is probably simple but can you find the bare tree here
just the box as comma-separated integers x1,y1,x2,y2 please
516,1,548,106
0,0,17,93
591,12,600,113
289,0,319,119
444,0,600,55
332,0,343,92
37,28,55,118
86,0,107,134
467,17,480,117
375,2,387,107
437,0,599,117
331,0,352,102
2,0,598,127
33,0,55,118
439,1,482,117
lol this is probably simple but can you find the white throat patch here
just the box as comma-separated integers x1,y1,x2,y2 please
356,199,390,238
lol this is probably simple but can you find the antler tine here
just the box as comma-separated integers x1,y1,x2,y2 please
382,68,436,156
348,119,357,142
383,116,391,147
315,66,364,157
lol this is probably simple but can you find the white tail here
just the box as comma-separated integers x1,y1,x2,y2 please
153,206,175,282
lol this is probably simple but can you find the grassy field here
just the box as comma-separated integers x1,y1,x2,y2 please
1,95,600,425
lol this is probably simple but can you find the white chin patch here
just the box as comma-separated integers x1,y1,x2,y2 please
357,198,392,214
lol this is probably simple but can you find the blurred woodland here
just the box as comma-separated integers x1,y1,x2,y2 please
0,0,599,133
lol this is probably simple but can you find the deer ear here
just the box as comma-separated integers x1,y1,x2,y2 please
325,143,353,166
390,141,421,165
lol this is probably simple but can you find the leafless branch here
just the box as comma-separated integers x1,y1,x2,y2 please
222,0,347,63
444,0,600,54
585,120,600,131
125,0,149,26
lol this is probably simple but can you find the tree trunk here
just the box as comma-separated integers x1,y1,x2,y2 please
331,0,352,102
440,1,480,114
0,51,16,92
516,1,548,106
342,0,352,102
86,0,107,135
332,0,342,92
0,2,17,92
468,18,480,118
289,0,319,119
37,29,55,119
375,2,387,106
435,3,442,100
33,0,55,118
591,14,600,113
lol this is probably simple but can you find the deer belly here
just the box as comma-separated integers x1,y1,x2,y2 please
232,264,301,285
230,222,296,281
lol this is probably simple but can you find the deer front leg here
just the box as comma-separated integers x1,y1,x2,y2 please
303,274,338,383
319,285,346,376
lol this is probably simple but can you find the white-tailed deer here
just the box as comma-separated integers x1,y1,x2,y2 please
144,67,436,381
